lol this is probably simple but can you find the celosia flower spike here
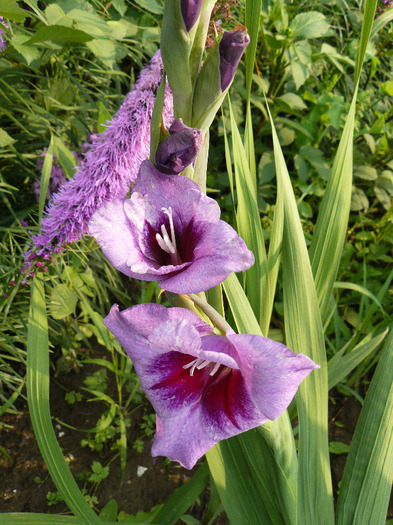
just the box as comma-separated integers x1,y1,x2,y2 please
104,303,319,469
88,160,254,294
32,50,173,259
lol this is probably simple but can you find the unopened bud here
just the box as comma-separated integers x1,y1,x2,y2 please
155,120,203,175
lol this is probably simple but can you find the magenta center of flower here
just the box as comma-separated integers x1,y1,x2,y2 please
183,357,221,377
155,207,182,266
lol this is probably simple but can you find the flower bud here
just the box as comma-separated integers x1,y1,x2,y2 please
191,29,249,131
219,29,250,91
180,0,204,32
155,119,203,175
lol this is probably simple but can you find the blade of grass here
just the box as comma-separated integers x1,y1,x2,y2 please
336,326,393,525
328,329,388,389
153,462,209,525
27,275,101,524
38,136,54,224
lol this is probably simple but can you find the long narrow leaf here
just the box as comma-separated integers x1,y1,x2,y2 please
153,462,209,525
207,429,295,525
309,0,378,322
228,97,267,324
268,111,334,523
336,327,393,524
245,0,262,100
328,330,388,389
27,276,101,524
38,137,54,224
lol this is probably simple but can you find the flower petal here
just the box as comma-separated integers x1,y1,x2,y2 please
152,408,216,470
160,220,255,293
88,199,138,277
228,334,319,420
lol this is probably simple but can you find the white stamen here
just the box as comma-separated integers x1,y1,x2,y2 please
210,362,221,376
183,357,221,377
155,207,180,263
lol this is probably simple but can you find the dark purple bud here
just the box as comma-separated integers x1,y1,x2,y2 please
219,30,250,91
180,0,204,32
155,119,203,175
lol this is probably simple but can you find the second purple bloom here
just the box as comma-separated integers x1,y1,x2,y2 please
88,160,254,294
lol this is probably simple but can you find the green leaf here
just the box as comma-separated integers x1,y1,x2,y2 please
97,102,112,133
277,93,307,111
227,96,267,326
38,137,54,223
265,101,334,523
153,463,209,525
245,0,262,100
290,12,330,39
26,25,93,44
27,276,101,524
111,0,127,15
86,39,116,69
149,76,166,161
329,441,350,455
0,0,26,21
11,33,41,64
223,273,262,336
207,427,296,525
336,327,393,524
133,0,163,14
99,499,118,521
0,127,16,147
328,330,387,389
49,283,78,319
53,136,77,179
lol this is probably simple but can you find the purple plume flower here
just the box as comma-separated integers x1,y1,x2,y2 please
0,17,8,52
31,50,173,259
155,119,203,174
219,29,250,91
88,160,254,294
104,302,319,469
180,0,204,32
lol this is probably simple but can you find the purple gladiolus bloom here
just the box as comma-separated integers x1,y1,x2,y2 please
180,0,204,32
219,29,250,91
88,160,254,294
155,119,203,174
104,302,319,469
31,50,173,259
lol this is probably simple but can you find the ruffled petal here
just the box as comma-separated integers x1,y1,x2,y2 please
228,334,319,420
152,408,216,470
161,220,254,293
88,199,138,277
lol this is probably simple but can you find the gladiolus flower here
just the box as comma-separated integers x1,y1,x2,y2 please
104,303,319,469
88,160,254,294
155,119,203,174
